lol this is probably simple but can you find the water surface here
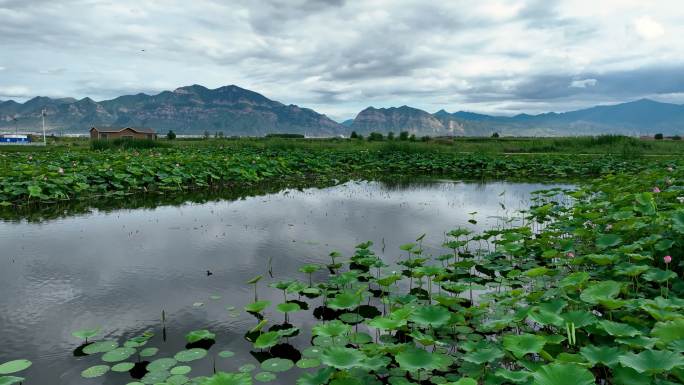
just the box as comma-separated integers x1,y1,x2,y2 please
0,180,569,384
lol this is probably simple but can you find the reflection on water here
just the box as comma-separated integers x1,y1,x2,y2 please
0,180,571,384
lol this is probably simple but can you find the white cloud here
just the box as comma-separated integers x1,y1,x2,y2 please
570,78,598,88
634,16,665,39
0,0,683,117
0,86,31,98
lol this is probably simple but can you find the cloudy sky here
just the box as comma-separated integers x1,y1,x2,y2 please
1,0,683,120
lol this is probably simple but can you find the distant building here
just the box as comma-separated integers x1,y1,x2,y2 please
90,127,157,140
0,134,31,144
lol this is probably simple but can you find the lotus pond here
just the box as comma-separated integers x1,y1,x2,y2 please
0,180,570,384
1,162,684,385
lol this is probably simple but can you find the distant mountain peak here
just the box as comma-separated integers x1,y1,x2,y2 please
0,84,345,136
173,84,208,94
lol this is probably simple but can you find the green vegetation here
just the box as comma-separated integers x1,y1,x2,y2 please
90,138,168,150
2,134,684,384
49,161,683,384
265,133,306,139
5,134,684,155
1,137,682,208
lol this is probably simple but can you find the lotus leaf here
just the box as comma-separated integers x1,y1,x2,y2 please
81,365,110,378
0,360,31,375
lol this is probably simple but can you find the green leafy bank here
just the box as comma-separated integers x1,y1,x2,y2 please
0,145,678,207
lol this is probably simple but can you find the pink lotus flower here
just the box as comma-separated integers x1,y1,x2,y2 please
664,255,672,264
605,224,613,231
567,252,575,258
653,187,661,193
58,167,64,174
668,167,674,172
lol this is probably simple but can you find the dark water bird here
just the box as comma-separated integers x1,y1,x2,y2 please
206,270,213,276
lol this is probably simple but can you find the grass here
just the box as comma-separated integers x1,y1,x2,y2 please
3,134,684,155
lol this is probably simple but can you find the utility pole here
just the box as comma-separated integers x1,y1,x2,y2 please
12,116,17,134
41,109,47,145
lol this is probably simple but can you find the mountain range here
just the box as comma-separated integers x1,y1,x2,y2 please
1,84,683,136
0,85,344,136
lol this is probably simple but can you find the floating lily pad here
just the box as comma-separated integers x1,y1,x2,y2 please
167,374,190,385
0,360,31,375
302,346,324,358
175,348,207,362
141,369,170,383
0,376,24,385
140,347,159,357
170,365,192,375
72,328,100,341
111,362,135,372
147,357,178,372
81,365,110,378
339,313,364,324
255,371,277,382
296,358,321,369
83,340,118,355
102,347,136,362
238,364,256,373
219,350,235,358
261,358,293,372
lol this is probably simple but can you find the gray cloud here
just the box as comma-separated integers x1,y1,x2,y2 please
1,0,683,119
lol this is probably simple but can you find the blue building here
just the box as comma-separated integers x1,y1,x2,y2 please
0,134,32,144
